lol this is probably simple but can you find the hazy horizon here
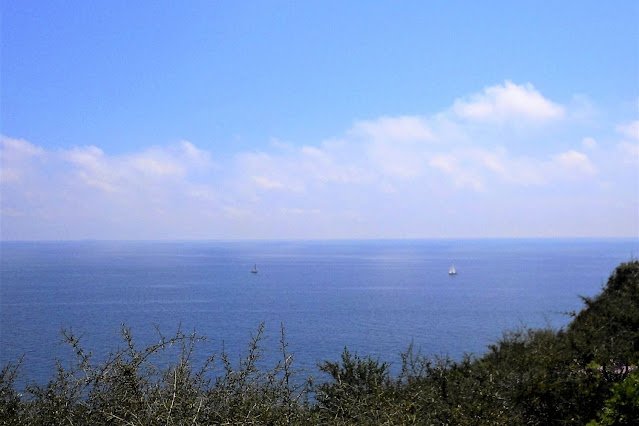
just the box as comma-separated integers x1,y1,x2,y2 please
2,237,637,244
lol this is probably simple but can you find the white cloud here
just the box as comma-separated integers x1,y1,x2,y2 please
187,185,217,202
428,153,458,174
617,142,639,164
1,138,224,239
344,116,437,180
131,156,184,177
428,153,485,190
223,205,250,219
368,139,427,179
57,141,215,195
349,116,434,142
473,149,506,175
298,144,369,184
552,150,597,178
65,145,105,170
63,146,121,192
452,81,565,123
617,120,639,141
1,136,45,158
279,207,321,216
236,152,307,193
179,140,212,168
126,142,212,177
2,81,637,239
0,136,46,183
582,137,597,149
253,176,286,190
0,168,21,184
613,121,639,166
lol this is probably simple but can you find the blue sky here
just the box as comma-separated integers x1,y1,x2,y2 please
1,1,638,240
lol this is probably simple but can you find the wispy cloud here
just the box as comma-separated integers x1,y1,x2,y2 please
615,120,639,165
552,150,597,178
617,120,639,141
349,116,434,142
2,82,636,239
0,136,46,184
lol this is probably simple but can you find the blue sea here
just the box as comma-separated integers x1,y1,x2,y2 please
1,239,637,385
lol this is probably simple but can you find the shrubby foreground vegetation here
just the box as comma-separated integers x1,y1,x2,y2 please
1,261,638,425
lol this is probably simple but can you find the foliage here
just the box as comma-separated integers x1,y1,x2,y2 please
588,369,639,425
1,261,638,425
566,260,639,367
314,349,394,423
0,323,313,425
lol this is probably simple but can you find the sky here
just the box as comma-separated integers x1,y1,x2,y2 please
1,1,638,240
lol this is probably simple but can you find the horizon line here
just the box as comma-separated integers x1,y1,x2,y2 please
2,236,637,244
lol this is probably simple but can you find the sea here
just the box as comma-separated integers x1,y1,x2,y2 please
1,238,637,386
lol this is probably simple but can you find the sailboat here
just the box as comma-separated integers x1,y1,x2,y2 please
448,264,457,275
251,264,258,274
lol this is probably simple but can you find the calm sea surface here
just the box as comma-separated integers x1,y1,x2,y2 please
1,239,637,384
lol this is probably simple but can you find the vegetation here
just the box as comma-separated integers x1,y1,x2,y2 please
2,261,638,425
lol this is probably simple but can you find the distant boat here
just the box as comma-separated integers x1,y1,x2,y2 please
251,264,258,274
448,264,457,275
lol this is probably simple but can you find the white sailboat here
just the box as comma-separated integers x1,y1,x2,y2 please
251,264,258,274
448,264,457,275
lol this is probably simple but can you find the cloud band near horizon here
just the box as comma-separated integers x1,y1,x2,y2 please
2,81,638,240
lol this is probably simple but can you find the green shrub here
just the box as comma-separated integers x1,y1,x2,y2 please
588,368,639,425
